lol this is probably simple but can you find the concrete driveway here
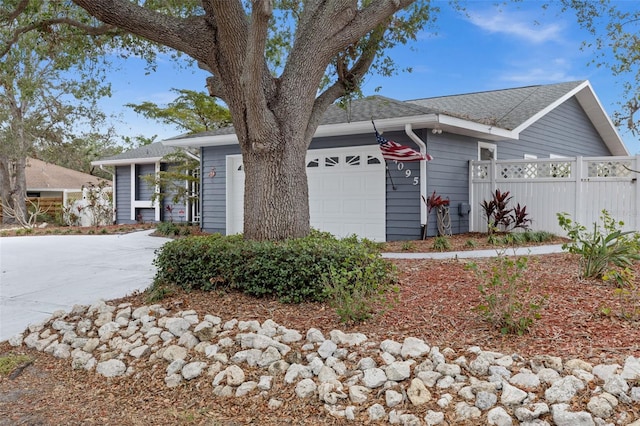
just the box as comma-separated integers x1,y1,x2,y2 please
0,230,171,341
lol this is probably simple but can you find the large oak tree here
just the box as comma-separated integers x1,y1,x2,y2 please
3,0,432,240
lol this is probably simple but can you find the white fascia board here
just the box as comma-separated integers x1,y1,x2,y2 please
574,82,630,156
161,113,516,147
437,115,518,141
91,157,164,166
163,135,237,148
512,81,629,156
28,187,84,192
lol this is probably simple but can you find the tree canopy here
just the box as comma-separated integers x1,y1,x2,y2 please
126,88,231,135
0,1,117,223
562,0,640,135
2,0,433,239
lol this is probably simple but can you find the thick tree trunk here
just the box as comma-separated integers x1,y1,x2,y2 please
242,137,310,241
0,157,27,225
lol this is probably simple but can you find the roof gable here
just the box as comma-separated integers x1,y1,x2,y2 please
407,81,585,130
95,142,184,165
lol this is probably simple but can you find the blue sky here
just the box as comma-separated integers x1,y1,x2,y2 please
102,1,640,154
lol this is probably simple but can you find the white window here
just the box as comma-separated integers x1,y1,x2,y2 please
478,142,497,160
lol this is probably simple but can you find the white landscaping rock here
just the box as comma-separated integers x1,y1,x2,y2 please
367,403,386,421
501,381,528,406
487,406,513,426
544,375,585,403
96,359,126,377
621,356,640,380
182,361,207,380
407,378,431,405
401,337,430,359
385,389,404,407
349,385,371,404
362,368,387,388
225,365,245,386
295,378,317,398
551,403,595,426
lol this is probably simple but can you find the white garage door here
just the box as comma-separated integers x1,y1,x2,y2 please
226,146,386,241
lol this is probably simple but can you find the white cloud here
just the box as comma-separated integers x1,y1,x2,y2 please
499,58,581,85
467,8,565,44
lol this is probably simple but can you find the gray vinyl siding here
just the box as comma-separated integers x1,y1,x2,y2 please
115,165,133,224
499,97,611,158
136,164,156,201
136,208,155,223
200,145,242,234
160,162,188,222
424,132,477,237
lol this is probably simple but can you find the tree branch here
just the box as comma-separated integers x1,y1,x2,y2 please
0,18,117,59
306,30,382,142
71,0,214,63
241,0,278,150
0,0,30,21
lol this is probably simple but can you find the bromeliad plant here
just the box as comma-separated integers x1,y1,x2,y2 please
557,210,640,283
481,189,531,234
425,191,450,213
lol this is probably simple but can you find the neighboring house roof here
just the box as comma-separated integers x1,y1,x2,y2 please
92,141,187,166
27,158,107,191
162,80,627,156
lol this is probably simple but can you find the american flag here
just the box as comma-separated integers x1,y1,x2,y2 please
375,130,433,162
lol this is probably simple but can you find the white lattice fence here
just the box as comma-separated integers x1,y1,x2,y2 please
469,156,640,236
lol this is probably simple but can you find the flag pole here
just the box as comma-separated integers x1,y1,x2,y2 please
385,163,397,191
373,118,397,190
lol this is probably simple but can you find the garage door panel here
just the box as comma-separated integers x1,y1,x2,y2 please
228,146,386,241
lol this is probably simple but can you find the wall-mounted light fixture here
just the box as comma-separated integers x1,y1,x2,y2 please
432,128,442,135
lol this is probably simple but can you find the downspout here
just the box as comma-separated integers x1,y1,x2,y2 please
181,149,201,224
100,165,116,224
404,124,428,227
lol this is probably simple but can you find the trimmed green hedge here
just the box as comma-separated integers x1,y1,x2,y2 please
152,231,396,304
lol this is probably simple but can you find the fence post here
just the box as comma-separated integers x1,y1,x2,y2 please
468,160,474,232
574,156,583,227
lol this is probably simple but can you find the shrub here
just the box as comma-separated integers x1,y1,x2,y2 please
155,221,196,237
324,262,399,324
557,210,640,281
152,231,396,308
467,254,546,335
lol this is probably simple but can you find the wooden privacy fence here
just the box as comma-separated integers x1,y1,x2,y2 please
0,197,64,221
469,156,640,236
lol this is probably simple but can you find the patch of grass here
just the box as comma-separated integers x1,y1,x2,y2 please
465,239,477,248
401,241,415,252
432,236,451,252
0,353,32,377
146,282,177,303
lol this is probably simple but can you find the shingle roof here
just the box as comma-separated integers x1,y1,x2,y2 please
407,81,585,130
98,141,183,162
165,96,436,141
27,158,108,190
157,80,626,155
